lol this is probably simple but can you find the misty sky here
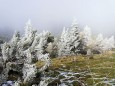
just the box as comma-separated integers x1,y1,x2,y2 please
0,0,115,37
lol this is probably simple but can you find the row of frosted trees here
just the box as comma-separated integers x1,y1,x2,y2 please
0,19,115,85
58,19,115,57
0,20,53,85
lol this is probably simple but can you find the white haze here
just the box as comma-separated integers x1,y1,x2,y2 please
0,0,115,37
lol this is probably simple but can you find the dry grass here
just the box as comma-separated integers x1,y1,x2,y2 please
45,52,115,85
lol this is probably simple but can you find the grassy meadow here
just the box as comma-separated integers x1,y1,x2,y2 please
36,51,115,86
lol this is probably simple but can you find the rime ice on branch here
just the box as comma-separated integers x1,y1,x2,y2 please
0,20,52,85
58,19,81,56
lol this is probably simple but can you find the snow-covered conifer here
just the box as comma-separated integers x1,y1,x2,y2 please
94,33,104,53
0,20,51,85
101,36,115,51
58,19,81,56
108,36,115,49
82,25,95,56
58,27,70,56
82,25,92,48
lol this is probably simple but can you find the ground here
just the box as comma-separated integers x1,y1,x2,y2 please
36,51,115,86
5,51,115,86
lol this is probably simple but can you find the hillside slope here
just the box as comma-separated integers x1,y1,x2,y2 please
36,52,115,86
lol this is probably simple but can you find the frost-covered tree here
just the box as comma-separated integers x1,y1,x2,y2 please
101,36,115,52
94,34,115,53
108,36,115,49
82,25,100,58
68,19,81,54
94,33,104,53
0,20,51,85
81,26,115,55
82,25,92,48
82,25,95,57
58,19,81,56
0,38,4,56
58,27,70,56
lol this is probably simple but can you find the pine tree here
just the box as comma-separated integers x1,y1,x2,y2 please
69,19,80,54
0,20,51,85
95,33,104,53
101,36,115,51
58,27,70,56
108,36,115,49
95,34,115,53
82,25,94,57
82,25,92,48
58,19,81,56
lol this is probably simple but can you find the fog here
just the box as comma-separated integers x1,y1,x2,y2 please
0,0,115,38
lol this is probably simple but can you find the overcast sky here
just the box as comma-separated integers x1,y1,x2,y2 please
0,0,115,37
